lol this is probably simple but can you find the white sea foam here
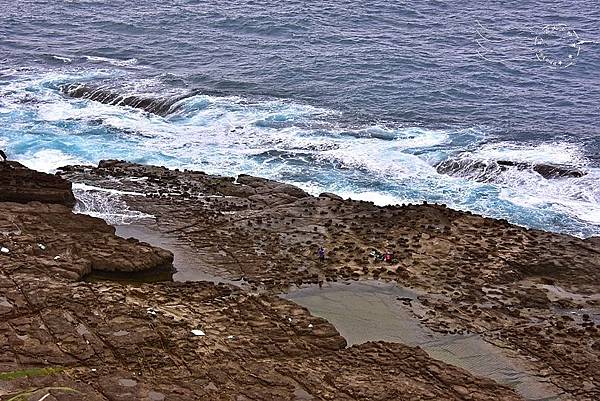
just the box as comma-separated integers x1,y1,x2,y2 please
16,149,85,173
336,190,411,206
72,183,146,196
73,185,154,225
52,55,72,63
497,168,600,226
84,55,138,67
2,72,600,236
503,189,600,225
471,141,585,166
440,140,599,233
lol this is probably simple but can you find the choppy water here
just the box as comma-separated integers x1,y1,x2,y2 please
1,1,600,236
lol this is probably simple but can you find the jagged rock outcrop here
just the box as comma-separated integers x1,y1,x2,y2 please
60,83,192,116
436,157,586,181
0,162,173,278
0,161,76,206
0,202,174,279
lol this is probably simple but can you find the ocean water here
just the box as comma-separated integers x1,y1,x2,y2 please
1,0,599,237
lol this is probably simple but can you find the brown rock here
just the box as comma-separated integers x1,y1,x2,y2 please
0,161,75,206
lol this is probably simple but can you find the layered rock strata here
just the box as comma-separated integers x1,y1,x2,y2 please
0,164,525,399
0,161,75,206
57,160,600,400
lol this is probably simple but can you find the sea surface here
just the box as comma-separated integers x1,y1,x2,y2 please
1,0,599,236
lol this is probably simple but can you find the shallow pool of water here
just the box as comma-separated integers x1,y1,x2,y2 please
114,224,564,400
115,224,245,286
283,281,564,401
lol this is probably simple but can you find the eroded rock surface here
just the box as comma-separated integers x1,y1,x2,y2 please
58,160,600,400
0,163,172,279
60,83,191,116
436,158,587,180
0,162,523,400
0,202,174,279
0,271,521,401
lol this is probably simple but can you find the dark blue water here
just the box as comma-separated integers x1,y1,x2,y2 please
1,0,600,236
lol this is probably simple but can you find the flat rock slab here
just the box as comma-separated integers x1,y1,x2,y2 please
0,202,173,279
58,160,600,400
0,273,522,401
0,162,524,400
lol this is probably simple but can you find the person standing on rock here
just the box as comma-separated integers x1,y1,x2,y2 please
0,150,6,162
318,246,325,262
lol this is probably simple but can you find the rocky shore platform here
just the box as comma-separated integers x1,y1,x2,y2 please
1,160,598,400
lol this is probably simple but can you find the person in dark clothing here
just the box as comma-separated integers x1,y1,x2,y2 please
318,246,325,262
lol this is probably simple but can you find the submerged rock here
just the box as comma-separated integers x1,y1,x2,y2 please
60,83,194,116
436,157,586,181
531,162,586,178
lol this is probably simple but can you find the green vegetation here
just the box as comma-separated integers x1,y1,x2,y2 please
0,366,64,381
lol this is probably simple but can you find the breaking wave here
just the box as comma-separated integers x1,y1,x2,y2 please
60,83,192,116
84,56,139,67
1,70,599,237
73,183,154,225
